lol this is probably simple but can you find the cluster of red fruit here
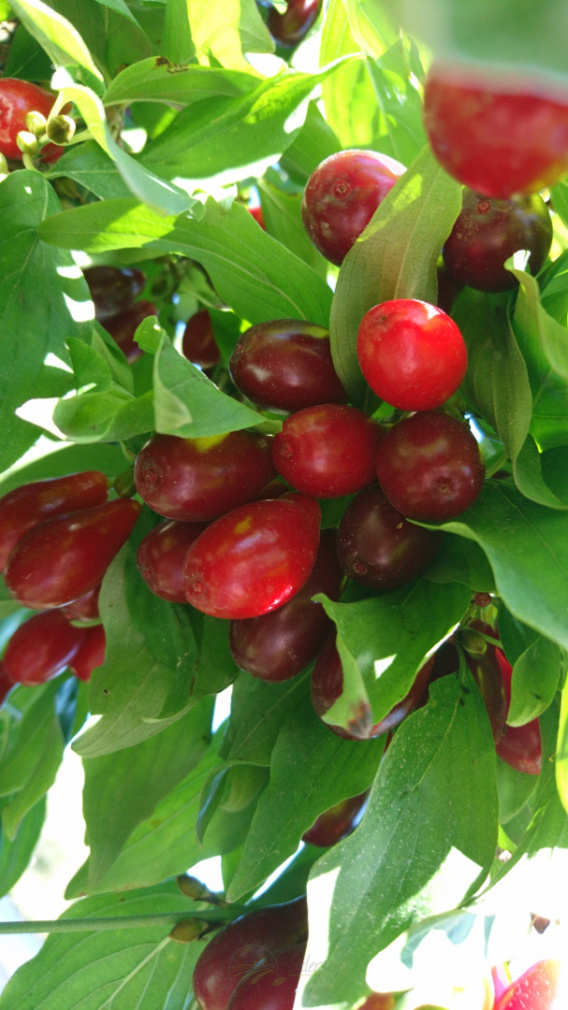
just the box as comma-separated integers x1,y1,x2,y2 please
188,891,561,1010
0,471,140,702
0,77,70,165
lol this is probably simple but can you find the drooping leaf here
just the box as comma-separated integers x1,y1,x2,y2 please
300,672,498,1007
10,0,104,80
104,57,259,107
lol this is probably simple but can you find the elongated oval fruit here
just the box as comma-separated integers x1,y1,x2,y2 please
302,790,369,847
5,499,141,609
229,528,343,681
137,518,206,603
3,611,86,686
0,471,109,572
193,897,307,1010
184,493,321,619
134,431,275,522
70,624,106,682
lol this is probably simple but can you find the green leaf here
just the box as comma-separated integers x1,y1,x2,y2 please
0,171,92,473
0,882,201,1010
513,266,568,383
439,481,568,652
10,0,104,80
162,0,273,70
345,0,400,56
279,99,341,183
258,178,328,277
53,387,135,442
558,675,568,814
424,534,496,593
152,332,263,437
221,671,311,766
227,695,383,900
496,758,538,826
3,22,53,78
46,141,132,200
83,697,213,887
319,580,472,729
140,65,347,188
0,798,45,899
301,673,498,1007
53,82,193,215
39,197,333,327
330,145,462,402
320,0,383,149
507,636,561,726
383,0,568,84
66,732,254,895
104,57,259,106
93,0,141,23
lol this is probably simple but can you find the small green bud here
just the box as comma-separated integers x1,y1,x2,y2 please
25,110,47,136
46,114,76,146
168,918,210,944
16,130,39,155
461,629,487,657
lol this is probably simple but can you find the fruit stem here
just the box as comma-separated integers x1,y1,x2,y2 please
0,906,248,935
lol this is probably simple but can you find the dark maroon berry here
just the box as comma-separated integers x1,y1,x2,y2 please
134,431,276,523
443,189,552,292
229,319,346,413
375,411,486,521
267,0,322,47
302,790,369,847
84,265,146,320
336,483,442,590
137,518,206,603
104,301,157,362
182,309,220,370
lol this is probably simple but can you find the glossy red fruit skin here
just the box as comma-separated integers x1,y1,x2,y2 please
229,528,343,682
272,405,383,499
181,309,221,370
0,78,55,160
302,789,369,847
0,662,13,706
134,431,276,523
423,66,568,198
248,205,266,228
70,624,106,682
302,149,405,265
5,499,141,610
267,0,322,47
3,611,86,686
461,622,508,744
495,648,542,776
356,299,468,411
0,471,109,573
493,959,560,1010
375,411,486,521
84,265,146,321
193,897,307,1010
104,300,157,362
137,518,206,603
227,942,306,1010
336,483,442,590
311,633,434,740
62,584,101,622
184,493,321,619
229,319,347,413
443,190,553,292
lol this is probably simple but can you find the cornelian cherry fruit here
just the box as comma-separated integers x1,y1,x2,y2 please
0,78,56,160
137,518,206,603
356,299,468,411
3,611,86,686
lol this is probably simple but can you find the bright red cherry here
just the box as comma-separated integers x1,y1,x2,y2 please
83,265,146,321
311,633,434,740
5,499,141,609
3,611,86,686
0,471,108,573
184,493,321,619
301,150,405,265
302,790,369,847
375,411,486,521
193,897,307,1010
70,624,106,682
267,0,322,47
229,319,347,413
336,483,442,590
229,528,343,682
272,404,383,498
0,78,55,160
356,299,468,411
443,189,553,292
423,65,568,198
104,300,157,362
134,431,275,523
493,960,561,1010
182,310,221,370
137,518,206,603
